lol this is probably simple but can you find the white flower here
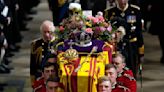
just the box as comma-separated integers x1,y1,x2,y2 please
69,3,81,11
97,11,103,16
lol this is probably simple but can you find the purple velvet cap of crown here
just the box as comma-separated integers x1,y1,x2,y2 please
62,40,104,53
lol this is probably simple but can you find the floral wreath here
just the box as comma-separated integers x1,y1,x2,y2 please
53,3,125,43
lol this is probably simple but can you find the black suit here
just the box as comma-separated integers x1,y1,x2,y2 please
0,0,8,28
5,0,22,43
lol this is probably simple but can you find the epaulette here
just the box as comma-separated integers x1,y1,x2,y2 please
104,6,116,11
104,7,110,12
124,73,135,81
130,4,140,10
33,37,42,42
118,85,130,92
104,8,110,21
30,37,42,44
30,40,36,45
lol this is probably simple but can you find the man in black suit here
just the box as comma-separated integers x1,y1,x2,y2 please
0,0,11,73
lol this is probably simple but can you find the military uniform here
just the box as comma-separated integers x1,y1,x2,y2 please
123,67,134,77
112,83,130,92
32,77,65,92
117,67,137,92
105,4,144,78
30,38,57,85
32,77,46,92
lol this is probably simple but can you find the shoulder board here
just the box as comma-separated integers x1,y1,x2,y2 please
130,4,140,10
124,74,135,81
31,37,42,44
104,7,110,11
118,85,130,92
104,6,116,11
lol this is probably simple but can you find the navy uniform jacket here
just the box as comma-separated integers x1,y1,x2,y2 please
105,4,144,54
106,5,144,54
105,4,144,78
105,4,144,56
30,38,49,85
30,37,58,85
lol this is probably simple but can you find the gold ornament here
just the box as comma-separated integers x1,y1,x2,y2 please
64,48,79,62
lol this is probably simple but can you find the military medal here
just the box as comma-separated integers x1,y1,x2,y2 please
127,15,136,23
